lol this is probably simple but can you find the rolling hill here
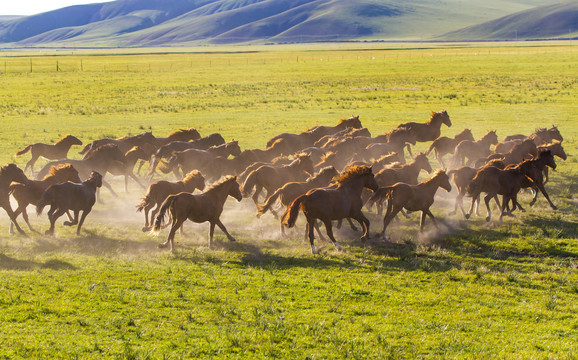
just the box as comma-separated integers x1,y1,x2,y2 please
0,0,574,47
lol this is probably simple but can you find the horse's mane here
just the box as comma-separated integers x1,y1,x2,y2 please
125,146,145,157
333,165,372,184
338,115,360,125
117,131,153,141
54,135,76,145
375,152,399,163
484,158,506,169
385,127,411,142
427,110,447,124
84,143,123,160
205,176,236,192
307,166,337,183
182,170,204,184
44,164,75,180
422,169,448,184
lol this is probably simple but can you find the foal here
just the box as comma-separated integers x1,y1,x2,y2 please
16,135,83,174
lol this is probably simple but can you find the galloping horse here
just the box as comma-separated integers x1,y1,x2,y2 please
452,130,499,167
0,164,30,235
505,125,563,145
15,135,83,174
9,164,82,233
362,127,416,160
241,154,315,206
80,132,157,157
307,115,363,140
282,165,378,254
537,141,566,183
137,170,206,231
155,128,201,147
152,176,243,251
37,171,103,235
370,169,452,241
396,110,451,142
426,129,475,167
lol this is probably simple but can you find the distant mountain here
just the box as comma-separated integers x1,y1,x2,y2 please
0,0,571,47
441,1,578,40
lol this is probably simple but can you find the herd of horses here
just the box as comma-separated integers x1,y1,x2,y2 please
2,110,567,254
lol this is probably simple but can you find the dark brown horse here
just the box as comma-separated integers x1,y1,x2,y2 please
396,110,451,142
282,165,378,254
241,154,315,205
80,132,157,157
37,171,103,235
362,128,416,160
426,129,475,167
155,128,201,147
9,164,82,234
447,159,506,218
474,138,538,168
452,130,499,167
16,135,83,174
0,164,30,235
256,166,339,219
505,125,563,145
137,170,206,232
314,127,370,148
306,115,363,140
152,176,243,251
537,141,566,183
369,153,433,214
106,146,150,192
370,170,452,241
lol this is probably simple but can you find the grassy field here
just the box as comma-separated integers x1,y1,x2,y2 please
0,42,576,359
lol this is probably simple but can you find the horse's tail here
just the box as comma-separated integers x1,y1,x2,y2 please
282,194,307,228
36,186,56,216
256,188,283,216
240,170,258,197
15,145,32,156
151,194,177,233
136,194,151,213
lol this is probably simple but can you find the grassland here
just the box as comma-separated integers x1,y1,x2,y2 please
0,42,576,359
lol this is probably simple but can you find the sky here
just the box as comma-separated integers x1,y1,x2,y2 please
0,0,115,16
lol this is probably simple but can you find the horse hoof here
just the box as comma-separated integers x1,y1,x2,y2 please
485,216,491,222
142,226,151,232
465,214,471,220
552,206,558,210
45,230,53,236
64,221,73,226
158,243,168,249
228,237,237,242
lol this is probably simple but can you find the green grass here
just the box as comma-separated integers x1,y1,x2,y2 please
0,43,576,359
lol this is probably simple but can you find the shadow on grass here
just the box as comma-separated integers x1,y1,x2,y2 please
0,253,76,271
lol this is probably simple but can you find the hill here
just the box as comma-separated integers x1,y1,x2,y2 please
0,0,571,47
441,1,578,40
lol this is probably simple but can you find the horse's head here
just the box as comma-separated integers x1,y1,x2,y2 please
296,153,315,175
228,177,243,202
183,170,206,192
548,141,567,160
539,150,556,170
433,110,451,127
48,164,82,183
415,153,432,173
548,125,563,142
363,166,379,192
483,130,499,145
2,164,28,184
345,115,362,129
89,171,103,188
227,140,242,157
62,135,83,146
456,128,474,142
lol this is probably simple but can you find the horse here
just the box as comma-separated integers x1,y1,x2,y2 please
80,131,157,157
396,110,451,142
447,159,506,218
137,170,206,232
343,151,405,174
265,132,316,155
474,138,538,168
9,164,82,234
237,156,293,185
0,164,30,235
361,128,416,160
370,169,452,241
505,150,558,210
148,133,226,177
537,141,566,183
282,165,378,254
452,130,499,167
15,135,83,174
36,144,128,199
465,163,531,222
241,154,315,206
256,166,339,219
155,128,201,147
106,146,150,192
314,127,370,148
152,176,243,251
368,153,433,214
36,171,103,235
306,115,363,140
504,125,563,145
426,129,475,167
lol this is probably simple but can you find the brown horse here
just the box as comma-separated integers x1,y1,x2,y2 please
504,125,563,145
148,133,226,177
475,138,538,167
256,166,339,219
370,169,452,241
152,176,243,251
9,164,82,234
16,135,83,174
80,132,157,157
106,146,150,192
282,165,378,254
137,170,206,232
396,110,451,142
0,164,30,235
306,115,363,140
314,127,370,148
447,159,506,218
241,154,315,205
369,153,433,214
426,129,475,167
537,141,566,183
265,132,316,154
155,128,201,147
37,171,103,235
452,130,499,167
362,128,416,160
465,163,530,222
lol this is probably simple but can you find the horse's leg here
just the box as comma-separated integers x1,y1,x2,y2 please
20,206,39,233
307,218,318,254
25,154,39,175
425,209,439,229
208,221,216,250
2,204,26,236
251,184,263,206
346,218,359,232
76,209,92,235
449,193,460,216
102,180,118,199
534,181,557,210
159,218,184,252
381,205,401,241
64,211,79,226
142,204,153,232
321,219,342,252
484,194,494,222
215,219,236,242
419,211,428,231
465,193,478,219
46,208,66,235
543,167,549,184
351,213,370,243
9,206,24,234
313,221,327,242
